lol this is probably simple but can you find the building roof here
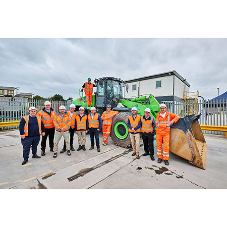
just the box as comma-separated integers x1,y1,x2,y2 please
124,70,190,87
0,86,19,90
209,91,227,102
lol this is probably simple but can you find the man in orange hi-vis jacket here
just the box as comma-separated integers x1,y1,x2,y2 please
81,78,97,106
101,105,118,146
156,103,180,165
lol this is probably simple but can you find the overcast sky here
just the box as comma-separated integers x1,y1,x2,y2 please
1,38,227,100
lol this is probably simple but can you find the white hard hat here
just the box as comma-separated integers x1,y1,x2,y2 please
131,107,137,111
59,105,66,110
160,103,167,108
29,106,37,111
144,108,151,113
44,101,51,105
79,106,85,110
70,104,75,108
91,107,96,110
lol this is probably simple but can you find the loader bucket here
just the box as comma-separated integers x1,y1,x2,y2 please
169,114,207,170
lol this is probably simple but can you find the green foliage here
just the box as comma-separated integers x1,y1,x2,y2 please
33,95,46,100
51,94,65,101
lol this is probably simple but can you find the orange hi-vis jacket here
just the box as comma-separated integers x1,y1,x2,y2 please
67,111,77,129
23,115,42,136
156,111,180,135
84,82,94,94
75,114,88,130
141,116,154,133
128,115,141,133
53,113,71,133
37,109,56,129
101,111,118,125
88,113,99,128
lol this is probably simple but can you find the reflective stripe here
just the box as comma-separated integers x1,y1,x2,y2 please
163,154,169,157
157,152,162,155
24,130,28,132
44,124,52,126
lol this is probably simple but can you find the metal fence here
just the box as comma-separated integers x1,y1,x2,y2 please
1,97,227,135
0,97,72,129
162,99,227,135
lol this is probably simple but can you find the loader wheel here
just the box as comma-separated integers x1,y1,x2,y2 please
110,113,131,148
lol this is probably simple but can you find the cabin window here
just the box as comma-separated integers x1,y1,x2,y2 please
156,80,162,88
132,84,137,91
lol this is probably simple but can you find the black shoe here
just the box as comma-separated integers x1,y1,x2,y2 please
41,150,45,156
67,150,71,156
50,148,53,152
164,160,169,165
82,145,86,151
142,153,149,156
97,148,100,152
71,147,75,151
158,158,162,163
22,160,28,165
150,156,155,161
32,154,41,158
53,153,57,158
89,146,94,150
77,145,82,151
60,148,66,153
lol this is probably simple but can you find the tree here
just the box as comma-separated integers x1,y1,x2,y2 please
51,94,65,101
33,95,46,100
67,97,73,101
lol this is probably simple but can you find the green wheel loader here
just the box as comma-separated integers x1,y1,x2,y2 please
73,77,207,169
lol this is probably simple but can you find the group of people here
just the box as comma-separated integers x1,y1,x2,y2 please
19,98,180,166
128,104,180,165
19,101,116,165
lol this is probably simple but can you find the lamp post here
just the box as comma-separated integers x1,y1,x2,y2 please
217,87,219,96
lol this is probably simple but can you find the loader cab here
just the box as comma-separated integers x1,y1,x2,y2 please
95,77,124,109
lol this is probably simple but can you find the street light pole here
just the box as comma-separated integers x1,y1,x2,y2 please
217,87,219,96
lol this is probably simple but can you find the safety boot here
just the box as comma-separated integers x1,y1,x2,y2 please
158,158,162,163
77,145,82,151
102,141,107,146
82,145,86,151
89,146,94,150
60,148,66,153
67,150,71,156
164,160,169,165
22,160,28,165
41,150,45,156
53,153,57,158
97,148,100,152
71,146,75,151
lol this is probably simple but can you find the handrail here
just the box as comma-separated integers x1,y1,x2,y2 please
0,121,20,127
200,125,227,139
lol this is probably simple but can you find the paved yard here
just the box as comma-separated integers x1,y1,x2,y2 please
0,129,226,189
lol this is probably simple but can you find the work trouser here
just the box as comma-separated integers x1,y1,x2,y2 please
130,133,140,155
41,127,55,151
89,128,100,148
85,92,92,106
156,132,170,160
21,135,40,161
54,130,70,153
63,127,75,149
142,132,154,157
102,124,111,143
77,130,86,146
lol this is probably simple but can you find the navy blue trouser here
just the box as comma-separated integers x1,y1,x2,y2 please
21,136,40,160
89,128,100,148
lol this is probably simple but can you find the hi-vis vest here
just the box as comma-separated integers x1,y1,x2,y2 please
141,116,154,133
128,115,141,133
67,111,77,129
53,114,71,133
88,113,99,128
156,111,180,134
84,82,93,93
37,110,56,129
101,111,117,125
23,115,42,136
75,114,87,130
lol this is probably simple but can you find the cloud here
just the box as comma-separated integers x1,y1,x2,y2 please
0,38,227,100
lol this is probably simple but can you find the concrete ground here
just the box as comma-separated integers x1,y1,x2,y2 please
0,129,227,189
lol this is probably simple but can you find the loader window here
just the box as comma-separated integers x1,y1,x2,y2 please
97,80,104,95
113,81,123,96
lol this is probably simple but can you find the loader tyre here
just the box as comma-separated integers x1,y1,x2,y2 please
110,113,131,148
